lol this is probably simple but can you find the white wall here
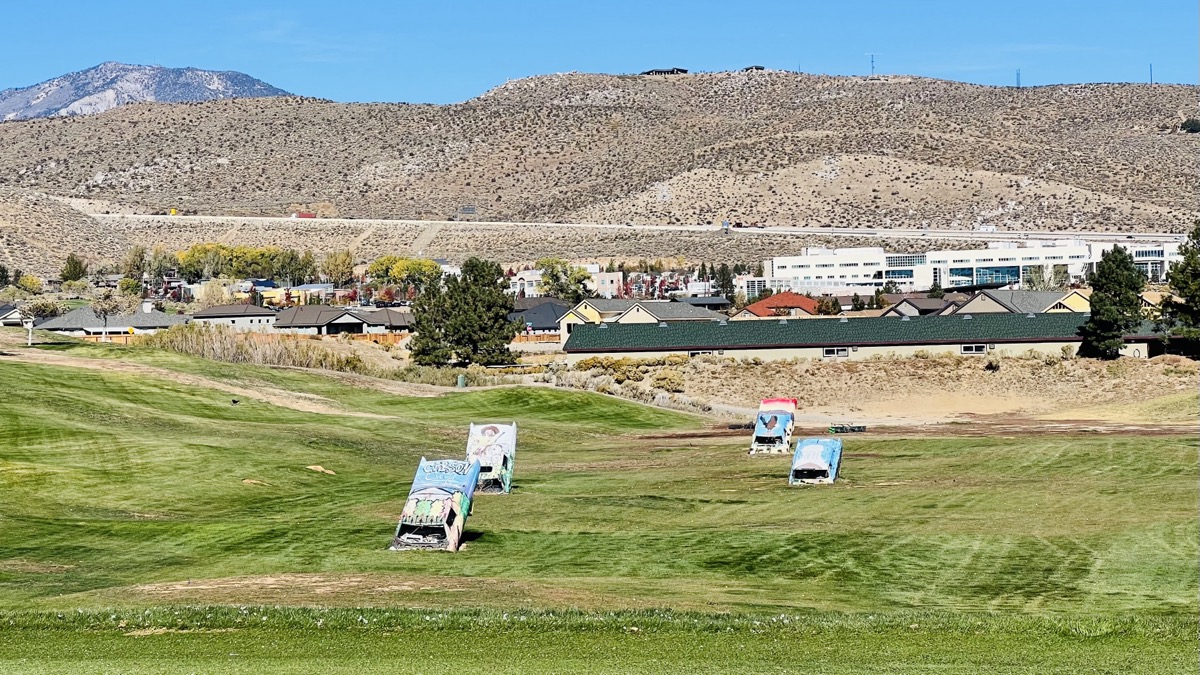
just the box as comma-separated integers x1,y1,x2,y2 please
194,316,276,332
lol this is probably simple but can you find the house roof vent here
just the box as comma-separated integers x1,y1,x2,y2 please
962,314,973,320
778,318,788,325
718,319,727,326
598,323,608,328
658,321,668,328
1026,313,1036,318
839,317,849,323
901,315,911,321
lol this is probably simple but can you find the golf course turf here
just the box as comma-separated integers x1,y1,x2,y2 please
0,339,1195,672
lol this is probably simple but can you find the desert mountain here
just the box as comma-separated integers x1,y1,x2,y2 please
0,62,290,121
0,70,1195,233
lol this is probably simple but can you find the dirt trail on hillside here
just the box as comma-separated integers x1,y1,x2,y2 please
0,348,411,419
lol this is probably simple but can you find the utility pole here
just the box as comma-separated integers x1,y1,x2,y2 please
1149,63,1154,84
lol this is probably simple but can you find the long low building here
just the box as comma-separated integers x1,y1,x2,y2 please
562,313,1159,362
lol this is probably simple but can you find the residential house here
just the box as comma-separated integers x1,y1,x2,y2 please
356,308,413,334
1051,289,1092,313
37,302,190,338
0,303,22,327
510,298,570,341
563,313,1160,363
610,301,726,324
508,269,544,298
557,299,639,342
673,296,732,312
881,298,958,317
732,291,821,320
1139,291,1182,318
274,306,368,335
587,271,623,298
191,304,277,331
951,290,1076,315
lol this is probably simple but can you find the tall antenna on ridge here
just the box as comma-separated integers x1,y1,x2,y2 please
1016,68,1021,89
865,53,878,77
1149,63,1154,84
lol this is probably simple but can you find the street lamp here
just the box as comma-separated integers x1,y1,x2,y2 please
20,316,34,346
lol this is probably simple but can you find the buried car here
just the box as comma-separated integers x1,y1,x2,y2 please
748,397,799,454
389,458,481,551
465,422,517,494
788,438,843,485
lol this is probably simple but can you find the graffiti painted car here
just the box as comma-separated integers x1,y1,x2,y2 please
466,422,517,494
788,438,843,485
748,398,799,454
389,458,481,551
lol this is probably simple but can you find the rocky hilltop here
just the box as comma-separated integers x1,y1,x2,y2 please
0,70,1195,232
0,62,290,121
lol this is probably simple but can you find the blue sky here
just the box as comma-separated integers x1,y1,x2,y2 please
4,0,1196,103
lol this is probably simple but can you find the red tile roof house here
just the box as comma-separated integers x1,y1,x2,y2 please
731,292,822,320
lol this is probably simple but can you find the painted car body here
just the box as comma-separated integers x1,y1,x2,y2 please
389,458,481,551
788,438,843,485
466,422,517,494
748,397,798,454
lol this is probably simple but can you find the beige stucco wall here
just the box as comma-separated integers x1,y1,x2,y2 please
613,306,659,324
954,295,1012,314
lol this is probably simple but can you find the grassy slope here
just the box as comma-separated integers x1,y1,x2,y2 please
0,343,1196,671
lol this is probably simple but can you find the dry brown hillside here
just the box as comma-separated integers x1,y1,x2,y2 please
0,189,122,274
0,71,1195,232
1,204,974,278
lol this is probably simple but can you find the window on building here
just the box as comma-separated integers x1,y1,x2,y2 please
884,269,915,279
998,257,1016,262
816,263,834,268
822,347,850,358
886,254,927,267
960,344,987,355
840,262,860,267
687,350,713,357
952,259,969,264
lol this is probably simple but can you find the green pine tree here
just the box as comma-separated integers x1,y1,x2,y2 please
408,279,454,366
441,258,519,366
851,293,866,311
1161,222,1200,338
926,281,945,299
1079,245,1144,359
715,263,735,301
61,253,88,283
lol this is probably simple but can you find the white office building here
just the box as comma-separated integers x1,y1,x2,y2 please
739,240,1182,297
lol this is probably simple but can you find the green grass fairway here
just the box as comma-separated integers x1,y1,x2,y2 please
0,341,1196,672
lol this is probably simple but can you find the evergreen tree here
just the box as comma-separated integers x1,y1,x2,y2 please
61,253,88,283
0,264,8,287
851,293,866,311
816,296,841,315
1079,245,1144,359
411,258,518,366
926,281,945,299
408,280,454,366
753,262,765,277
1160,222,1200,338
698,262,708,280
715,263,735,301
873,288,888,309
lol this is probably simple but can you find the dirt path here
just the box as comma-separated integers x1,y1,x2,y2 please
0,348,403,419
